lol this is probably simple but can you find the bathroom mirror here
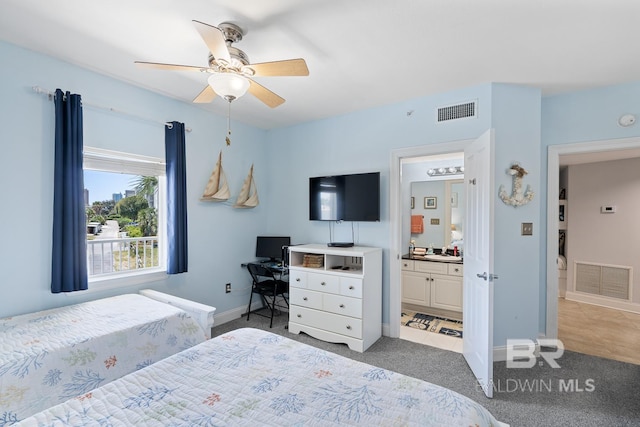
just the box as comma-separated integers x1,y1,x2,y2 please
410,179,464,250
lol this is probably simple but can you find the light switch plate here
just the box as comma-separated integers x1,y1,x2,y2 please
521,222,533,236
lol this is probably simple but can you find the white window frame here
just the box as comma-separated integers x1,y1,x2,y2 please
83,146,167,292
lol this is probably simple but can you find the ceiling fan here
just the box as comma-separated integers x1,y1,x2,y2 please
135,20,309,108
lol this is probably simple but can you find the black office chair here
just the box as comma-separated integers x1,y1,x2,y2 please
246,263,289,328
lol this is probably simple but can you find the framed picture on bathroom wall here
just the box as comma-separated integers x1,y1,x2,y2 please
424,196,437,209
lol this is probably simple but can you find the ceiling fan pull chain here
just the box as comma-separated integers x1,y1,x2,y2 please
225,100,232,146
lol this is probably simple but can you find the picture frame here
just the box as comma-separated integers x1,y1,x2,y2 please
411,196,415,209
451,192,458,208
424,196,437,209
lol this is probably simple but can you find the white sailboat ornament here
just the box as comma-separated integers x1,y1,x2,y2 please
200,151,231,202
233,164,259,208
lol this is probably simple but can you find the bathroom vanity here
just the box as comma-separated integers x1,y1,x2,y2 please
401,255,463,315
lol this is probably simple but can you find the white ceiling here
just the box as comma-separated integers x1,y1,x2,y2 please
2,0,640,130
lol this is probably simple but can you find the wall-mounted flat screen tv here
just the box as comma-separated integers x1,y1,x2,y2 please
309,172,380,221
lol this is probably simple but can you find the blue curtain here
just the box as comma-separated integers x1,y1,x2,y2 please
51,89,88,293
165,121,188,274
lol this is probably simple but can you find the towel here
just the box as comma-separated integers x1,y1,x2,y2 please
411,215,424,233
557,255,567,270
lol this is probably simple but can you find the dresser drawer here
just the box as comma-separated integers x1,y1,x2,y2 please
290,306,362,339
448,264,463,276
401,260,414,271
307,272,340,294
289,270,307,289
323,293,362,318
339,277,363,299
289,288,323,310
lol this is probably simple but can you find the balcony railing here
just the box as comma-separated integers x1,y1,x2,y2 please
87,237,159,277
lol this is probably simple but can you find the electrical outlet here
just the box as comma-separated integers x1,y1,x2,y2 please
521,222,533,236
225,283,231,293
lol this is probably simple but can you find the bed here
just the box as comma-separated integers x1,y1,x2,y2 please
15,328,506,426
0,291,215,421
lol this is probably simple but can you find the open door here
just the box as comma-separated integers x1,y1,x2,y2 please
463,129,495,398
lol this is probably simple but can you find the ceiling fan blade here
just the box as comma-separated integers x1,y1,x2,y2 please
193,85,217,103
250,58,309,77
248,79,285,108
135,61,205,72
192,20,231,63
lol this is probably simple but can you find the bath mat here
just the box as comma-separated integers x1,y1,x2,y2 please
401,310,463,338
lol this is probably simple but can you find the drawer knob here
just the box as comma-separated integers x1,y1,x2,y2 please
339,304,345,308
454,268,460,272
321,282,326,286
297,314,302,318
303,297,308,301
296,278,301,282
346,325,352,330
349,285,354,290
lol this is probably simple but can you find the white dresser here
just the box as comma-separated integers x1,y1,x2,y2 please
288,244,382,352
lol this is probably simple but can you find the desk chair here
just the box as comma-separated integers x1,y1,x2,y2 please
246,263,289,328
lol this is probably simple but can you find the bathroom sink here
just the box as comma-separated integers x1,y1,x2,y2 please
422,254,462,263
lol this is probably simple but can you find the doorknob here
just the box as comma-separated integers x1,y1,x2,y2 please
477,272,487,280
477,272,499,281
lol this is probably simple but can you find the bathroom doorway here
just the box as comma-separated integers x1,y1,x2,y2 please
389,139,472,352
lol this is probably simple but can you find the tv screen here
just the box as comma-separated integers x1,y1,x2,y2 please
309,172,380,221
255,236,291,262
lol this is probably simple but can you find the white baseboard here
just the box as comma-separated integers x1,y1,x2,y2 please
382,322,390,337
213,302,264,326
565,291,640,314
493,345,508,362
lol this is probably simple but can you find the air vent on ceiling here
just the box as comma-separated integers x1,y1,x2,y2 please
437,101,477,122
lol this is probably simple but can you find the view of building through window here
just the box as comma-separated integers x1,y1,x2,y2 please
84,169,163,278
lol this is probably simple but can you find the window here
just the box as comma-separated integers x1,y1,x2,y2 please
83,147,166,289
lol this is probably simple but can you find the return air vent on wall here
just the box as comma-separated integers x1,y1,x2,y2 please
574,261,631,300
437,101,477,122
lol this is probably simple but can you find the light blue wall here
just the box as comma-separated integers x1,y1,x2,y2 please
0,41,270,317
539,82,640,332
4,39,640,347
490,84,542,345
263,85,494,324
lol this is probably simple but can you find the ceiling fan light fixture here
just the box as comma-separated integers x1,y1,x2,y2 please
207,73,250,101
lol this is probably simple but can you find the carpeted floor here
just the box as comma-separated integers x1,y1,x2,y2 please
401,309,463,338
213,308,640,427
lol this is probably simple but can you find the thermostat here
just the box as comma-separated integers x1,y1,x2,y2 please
601,205,616,213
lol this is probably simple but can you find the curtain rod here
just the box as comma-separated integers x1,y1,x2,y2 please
32,86,192,132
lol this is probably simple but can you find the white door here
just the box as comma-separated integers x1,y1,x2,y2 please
462,129,495,398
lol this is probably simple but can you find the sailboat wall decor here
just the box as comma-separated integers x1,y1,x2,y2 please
233,164,259,209
200,151,230,202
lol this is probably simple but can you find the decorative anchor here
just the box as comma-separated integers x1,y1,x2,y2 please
499,163,534,207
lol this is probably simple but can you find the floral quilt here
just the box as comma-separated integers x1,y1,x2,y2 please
0,294,206,422
14,327,503,426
